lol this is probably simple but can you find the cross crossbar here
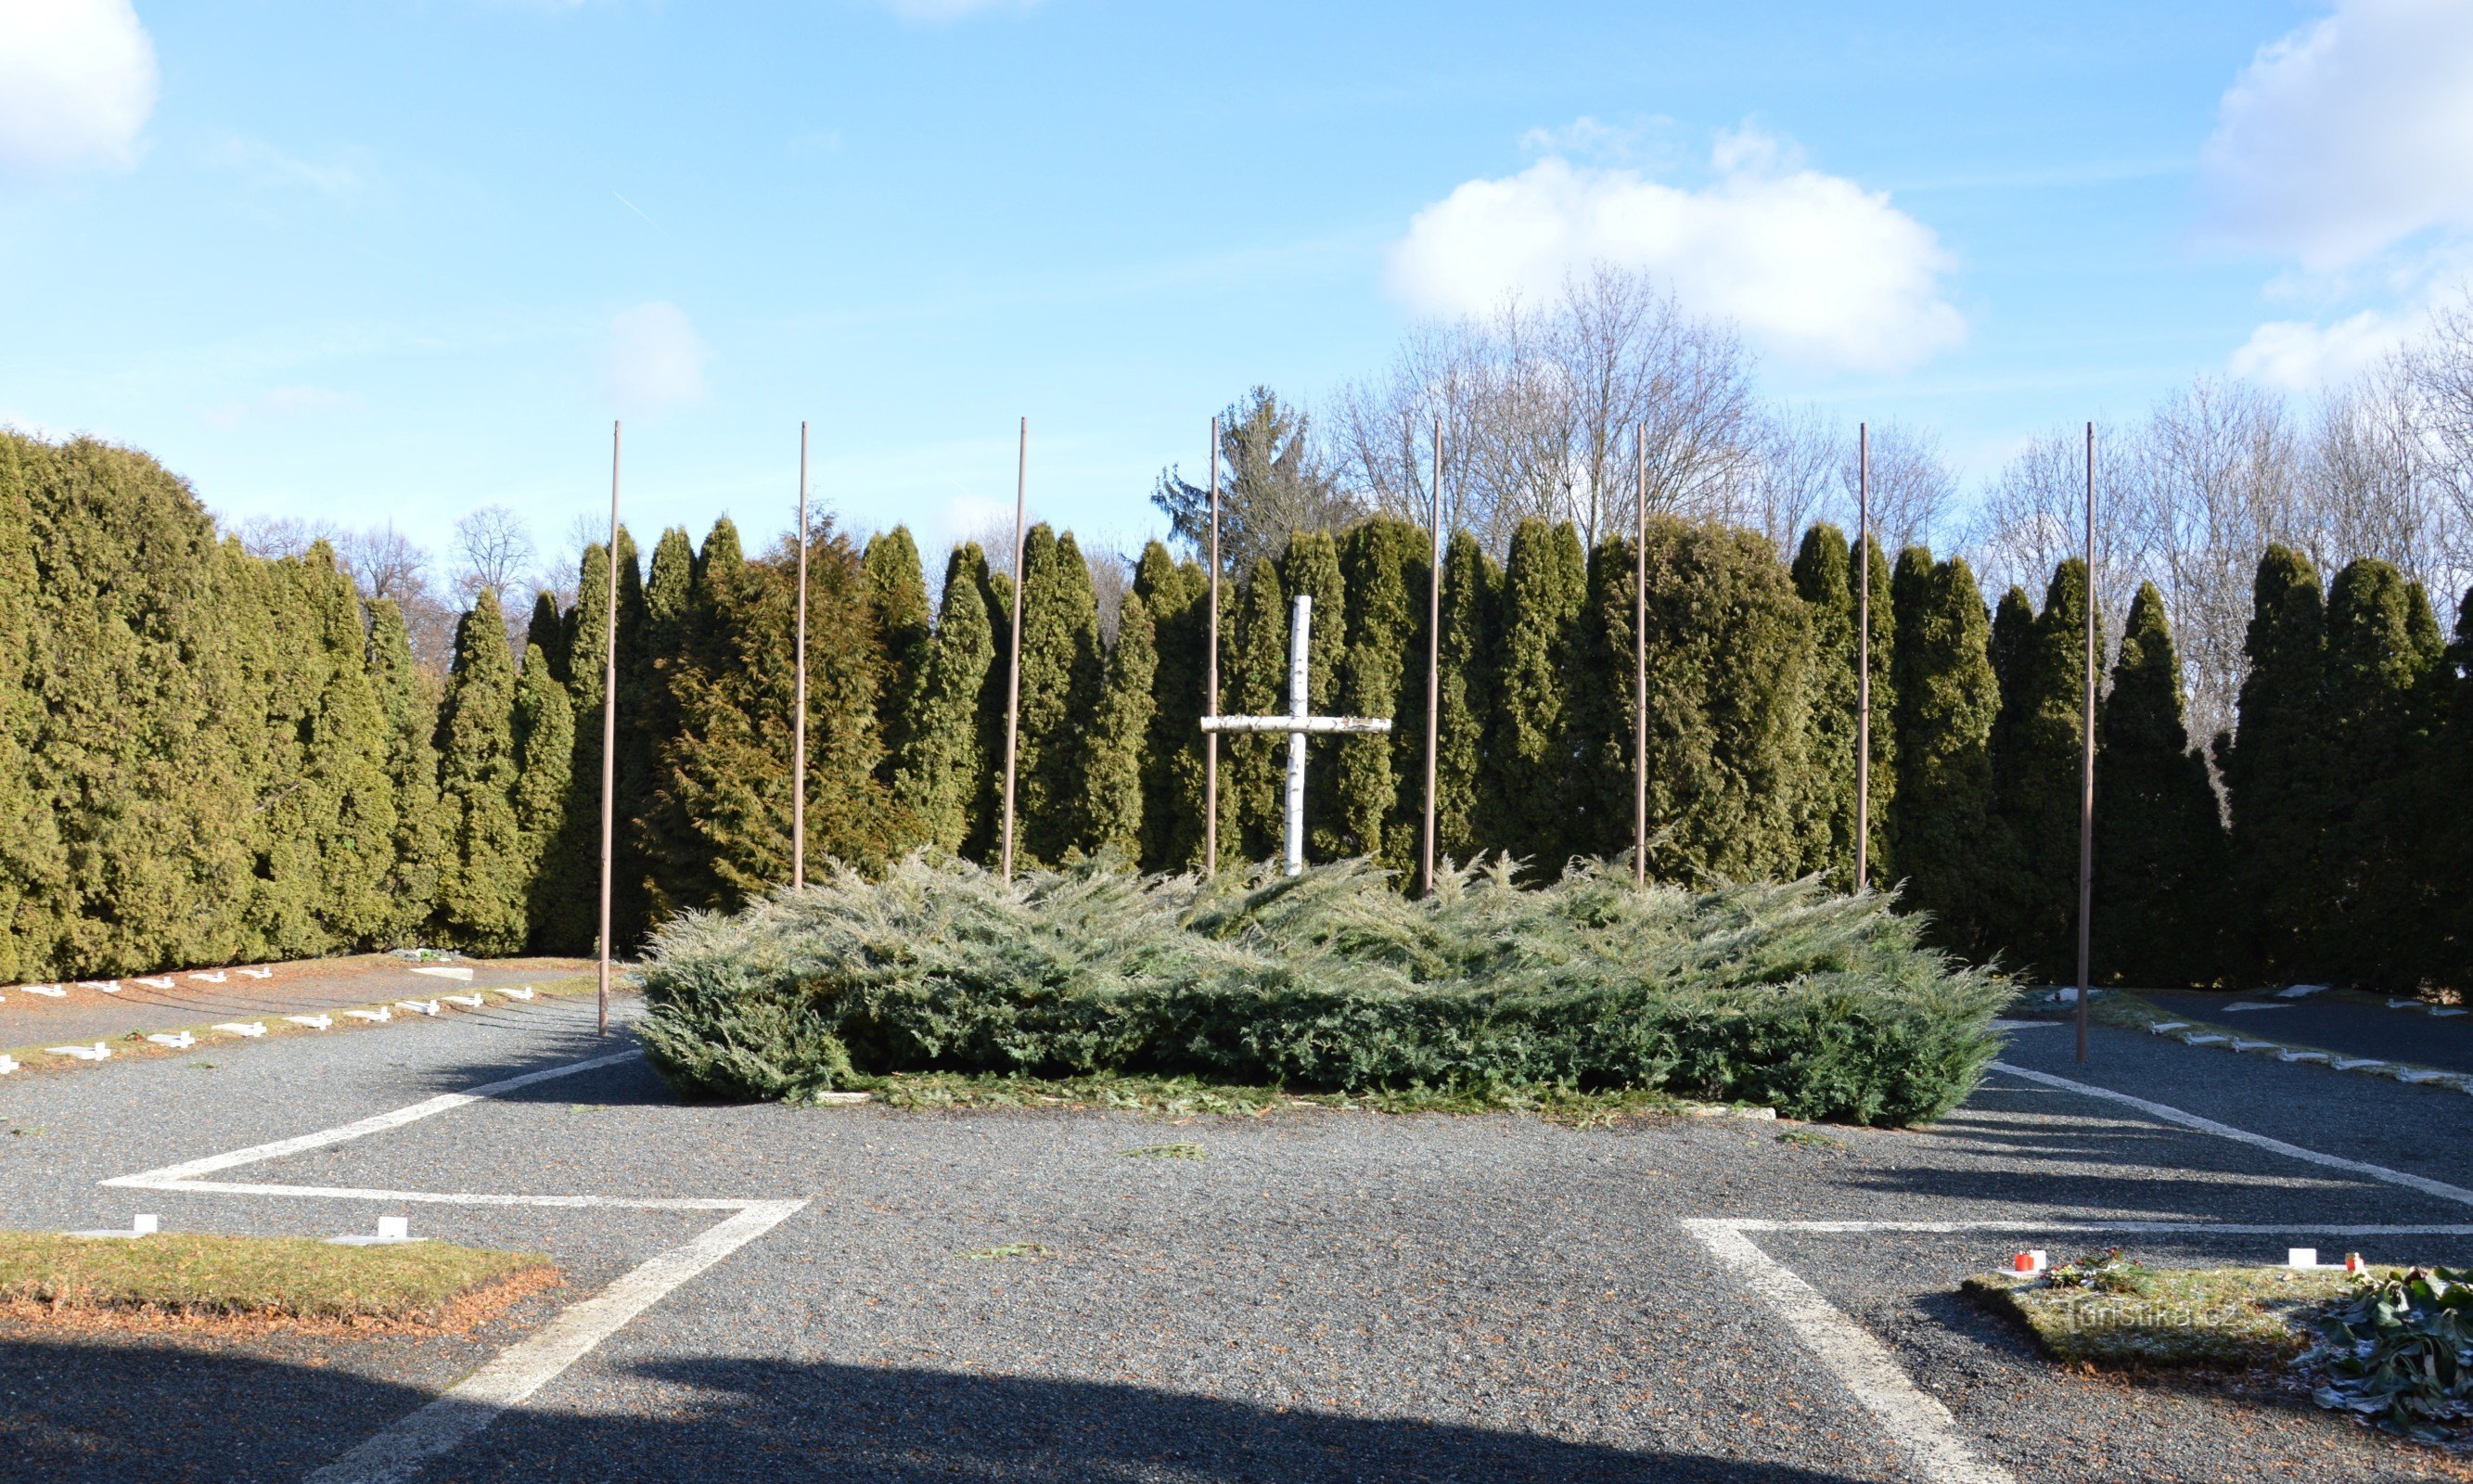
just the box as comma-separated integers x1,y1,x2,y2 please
1197,595,1392,876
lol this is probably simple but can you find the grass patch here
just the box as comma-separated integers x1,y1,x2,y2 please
1121,1142,1207,1160
0,1231,556,1331
958,1243,1051,1261
641,853,2006,1127
1775,1129,1845,1149
1967,1260,2366,1369
835,1068,1691,1126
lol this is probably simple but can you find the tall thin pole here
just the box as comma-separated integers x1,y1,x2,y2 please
791,421,810,891
597,420,621,1038
999,417,1028,883
1205,416,1221,878
2075,422,2097,1063
1856,422,1871,893
1633,423,1647,887
1421,416,1442,897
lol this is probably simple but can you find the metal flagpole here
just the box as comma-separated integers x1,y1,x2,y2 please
1633,423,1647,887
2076,421,2096,1064
597,420,621,1038
1422,416,1441,897
792,421,810,891
1857,422,1871,893
1205,416,1221,879
1000,417,1028,883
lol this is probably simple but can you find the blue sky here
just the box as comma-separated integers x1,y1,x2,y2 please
4,0,2467,574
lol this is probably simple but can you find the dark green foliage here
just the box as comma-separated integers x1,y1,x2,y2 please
2319,559,2441,983
513,642,575,945
640,519,776,915
1855,534,1896,880
1151,387,1353,578
1012,526,1104,866
2093,584,2227,986
1224,556,1289,862
1888,553,2003,960
1132,542,1209,872
1279,531,1346,862
296,545,398,949
1988,561,2096,979
967,560,1015,866
788,523,907,876
2219,546,2328,982
526,592,569,684
1336,518,1423,874
544,531,647,953
1484,519,1587,870
1560,535,1638,865
434,593,526,953
367,598,446,945
637,853,2008,1126
1433,532,1499,865
2302,1265,2473,1439
861,527,930,781
1793,525,1861,886
893,544,994,853
0,441,48,984
1083,593,1157,858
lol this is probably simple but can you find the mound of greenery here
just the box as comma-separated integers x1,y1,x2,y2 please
634,853,2006,1125
2304,1265,2473,1439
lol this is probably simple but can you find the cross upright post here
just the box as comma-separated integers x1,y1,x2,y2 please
1201,594,1391,876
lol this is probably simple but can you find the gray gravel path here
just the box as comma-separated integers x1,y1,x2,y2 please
6,1007,2471,1483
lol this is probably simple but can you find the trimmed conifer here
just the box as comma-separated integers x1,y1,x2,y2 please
1131,542,1208,872
2319,559,2441,983
862,528,930,782
1433,531,1499,866
0,437,55,982
513,640,575,944
1888,553,2002,960
2218,545,2327,982
527,592,569,684
299,544,398,948
967,560,1015,866
795,520,907,875
1792,525,1860,886
2093,582,2227,986
1989,560,2096,979
434,591,527,953
1854,533,1896,882
1083,592,1157,859
1279,531,1347,862
1011,526,1104,865
1225,556,1289,862
895,544,996,853
1334,517,1422,875
1484,519,1587,875
367,597,446,946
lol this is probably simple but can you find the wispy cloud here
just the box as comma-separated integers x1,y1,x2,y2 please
200,135,368,198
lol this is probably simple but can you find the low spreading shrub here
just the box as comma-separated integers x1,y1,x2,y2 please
635,853,2006,1125
2305,1265,2473,1439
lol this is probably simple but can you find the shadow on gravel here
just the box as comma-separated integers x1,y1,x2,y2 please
412,1030,683,1109
0,1339,1879,1483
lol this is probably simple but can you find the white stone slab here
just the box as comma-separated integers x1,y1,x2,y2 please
211,1022,266,1038
2276,984,2331,999
2184,1033,2230,1045
345,1008,391,1023
21,984,64,997
411,966,475,981
144,1031,194,1049
190,971,226,984
2221,1002,2288,1013
134,976,173,989
0,1055,17,1075
285,1014,332,1030
2231,1039,2281,1052
495,986,534,1001
395,999,441,1017
237,966,273,979
77,980,120,993
68,1214,158,1240
2278,1050,2332,1064
2147,1021,2191,1033
47,1042,109,1060
442,993,484,1008
2334,1057,2390,1071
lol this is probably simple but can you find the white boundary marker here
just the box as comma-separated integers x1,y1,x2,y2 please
96,1046,808,1484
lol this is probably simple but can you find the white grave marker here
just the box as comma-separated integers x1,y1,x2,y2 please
211,1022,267,1038
48,1042,109,1061
1198,595,1392,876
285,1014,333,1030
346,1008,391,1023
145,1031,195,1049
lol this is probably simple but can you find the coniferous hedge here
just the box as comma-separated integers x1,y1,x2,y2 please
17,425,2473,996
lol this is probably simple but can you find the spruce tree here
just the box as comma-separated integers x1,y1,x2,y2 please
1484,519,1587,875
367,597,446,946
2093,582,2227,986
2320,558,2440,983
513,641,575,945
1989,559,2096,979
607,528,651,946
862,527,930,783
2219,545,2327,982
1889,554,2003,960
1279,530,1347,862
1434,531,1500,864
1011,525,1104,865
894,544,995,853
1082,592,1157,860
434,591,527,953
1131,543,1208,872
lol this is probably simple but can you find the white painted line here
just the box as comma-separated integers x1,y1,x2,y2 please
105,1050,642,1187
304,1199,803,1484
115,1177,756,1209
1988,1019,2057,1030
1684,1219,2015,1484
1715,1219,2473,1235
1989,1060,2473,1209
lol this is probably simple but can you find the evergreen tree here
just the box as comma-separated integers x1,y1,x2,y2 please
300,544,398,948
795,520,908,874
513,641,575,945
367,597,446,946
1561,534,1640,866
862,527,930,784
1854,533,1896,882
2320,558,2441,982
967,560,1015,866
1012,525,1104,865
641,519,759,915
1337,517,1422,874
1889,553,2003,960
1150,387,1355,578
1225,556,1290,862
1792,525,1861,886
894,544,996,853
1132,543,1209,872
1434,531,1500,865
1083,592,1157,859
2093,582,2227,986
1280,530,1347,862
0,437,57,981
1483,519,1587,875
434,591,527,953
1989,559,2097,979
527,592,569,684
225,548,329,959
2218,545,2328,982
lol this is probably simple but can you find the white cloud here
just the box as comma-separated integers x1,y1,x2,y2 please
2200,0,2473,270
879,0,1041,20
603,302,709,413
1386,127,1964,373
0,0,158,173
2229,308,2414,390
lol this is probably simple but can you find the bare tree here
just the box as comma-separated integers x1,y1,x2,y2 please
2304,360,2454,603
1085,544,1133,646
451,505,537,608
338,522,455,674
1835,420,1956,558
1724,403,1838,557
230,513,346,559
2405,290,2473,594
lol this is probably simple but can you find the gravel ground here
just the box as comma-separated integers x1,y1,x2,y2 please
2137,987,2473,1076
0,953,595,1052
4,1004,2470,1484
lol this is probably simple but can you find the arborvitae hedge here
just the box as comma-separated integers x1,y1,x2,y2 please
1133,542,1208,873
1432,531,1499,865
1485,519,1586,870
2220,545,2327,982
435,592,527,953
2092,583,2225,986
1083,591,1156,859
1888,552,2001,962
892,544,993,854
862,527,929,782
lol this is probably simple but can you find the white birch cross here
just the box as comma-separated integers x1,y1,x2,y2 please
1199,595,1391,876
